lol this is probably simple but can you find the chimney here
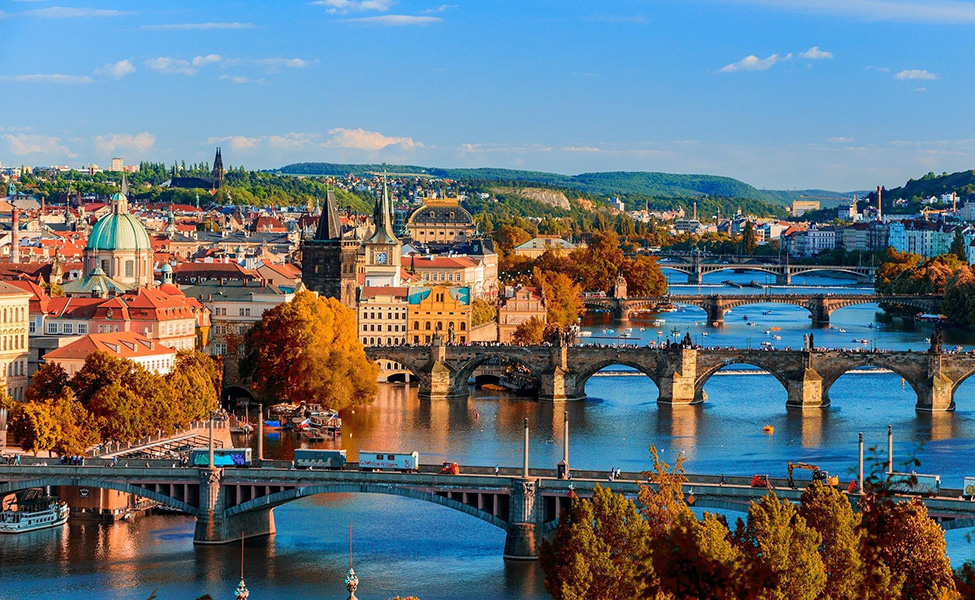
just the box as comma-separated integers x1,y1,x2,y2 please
692,201,697,221
11,209,19,264
876,186,882,222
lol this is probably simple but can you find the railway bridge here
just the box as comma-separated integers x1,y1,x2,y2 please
654,254,877,285
4,459,975,560
366,341,975,410
581,293,942,325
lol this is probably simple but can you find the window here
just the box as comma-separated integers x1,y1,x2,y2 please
413,322,419,330
47,323,57,334
460,322,466,331
125,261,134,278
62,323,73,334
425,322,431,330
28,321,35,334
78,323,88,334
101,259,110,272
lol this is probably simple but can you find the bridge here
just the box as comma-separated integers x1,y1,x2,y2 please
366,341,974,410
4,457,975,560
654,254,877,285
581,293,942,325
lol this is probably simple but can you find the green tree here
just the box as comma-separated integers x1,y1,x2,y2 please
512,316,546,345
70,351,132,406
26,362,71,403
736,494,826,600
798,482,863,599
743,221,757,254
470,298,496,327
950,228,969,263
242,291,378,408
654,510,744,600
167,350,220,423
540,484,652,600
49,391,100,456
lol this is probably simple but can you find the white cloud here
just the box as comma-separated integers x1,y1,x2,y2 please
338,14,441,25
0,73,94,84
21,6,132,18
311,0,393,13
562,146,602,153
326,128,420,150
711,0,975,24
2,133,73,157
827,136,855,143
91,132,156,156
219,75,265,84
422,4,457,13
915,87,928,92
718,53,792,73
93,59,135,80
800,46,833,59
145,57,197,75
867,65,891,73
192,54,222,67
254,58,314,71
895,69,938,80
141,22,258,30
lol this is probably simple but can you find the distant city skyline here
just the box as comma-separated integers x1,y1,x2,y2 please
1,0,974,191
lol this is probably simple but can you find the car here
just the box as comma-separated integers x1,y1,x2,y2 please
751,474,772,488
439,461,460,475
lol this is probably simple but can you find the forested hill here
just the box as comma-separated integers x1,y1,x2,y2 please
875,170,975,201
272,163,847,207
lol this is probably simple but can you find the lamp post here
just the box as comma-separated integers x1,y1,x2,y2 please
523,418,530,479
208,411,215,469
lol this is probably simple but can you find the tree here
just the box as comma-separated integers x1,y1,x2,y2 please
470,298,496,327
639,445,689,540
70,351,132,406
8,401,58,455
49,391,100,456
540,484,652,600
493,225,532,253
26,362,70,403
798,482,863,600
622,255,667,297
950,228,969,263
242,291,378,408
654,510,744,600
743,221,757,254
534,269,585,328
569,231,625,292
167,350,220,423
512,317,546,345
736,494,826,600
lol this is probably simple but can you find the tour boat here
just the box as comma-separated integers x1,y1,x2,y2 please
0,497,69,534
577,331,592,337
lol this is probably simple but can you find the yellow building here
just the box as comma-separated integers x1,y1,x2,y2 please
408,285,471,344
406,196,476,244
0,282,31,401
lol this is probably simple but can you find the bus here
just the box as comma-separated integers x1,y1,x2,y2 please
188,448,253,468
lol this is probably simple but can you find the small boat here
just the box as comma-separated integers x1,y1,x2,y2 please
773,335,782,340
0,495,69,534
764,329,771,334
652,319,665,326
747,322,755,327
577,331,592,337
701,332,708,336
838,329,847,333
763,425,774,434
770,327,781,331
742,315,748,320
625,327,633,332
657,331,663,336
301,428,327,442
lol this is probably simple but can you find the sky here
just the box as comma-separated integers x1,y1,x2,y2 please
1,0,974,191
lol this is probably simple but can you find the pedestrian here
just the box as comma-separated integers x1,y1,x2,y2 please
494,464,500,476
720,474,725,486
15,454,21,466
112,456,118,467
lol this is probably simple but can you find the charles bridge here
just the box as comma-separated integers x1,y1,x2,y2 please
581,293,942,325
654,253,877,285
366,340,975,411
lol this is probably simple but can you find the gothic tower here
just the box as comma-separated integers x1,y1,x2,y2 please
361,173,401,287
212,147,225,190
301,189,358,308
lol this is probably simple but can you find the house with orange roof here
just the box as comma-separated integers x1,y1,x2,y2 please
43,331,176,376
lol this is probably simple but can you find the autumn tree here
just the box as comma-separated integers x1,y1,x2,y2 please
950,228,969,263
167,350,220,423
25,362,70,402
512,317,546,345
533,269,585,328
736,494,826,600
540,484,652,600
743,220,757,254
8,401,58,455
653,510,744,600
242,291,378,408
470,298,496,327
570,230,625,292
70,351,132,406
798,482,864,599
493,224,532,253
49,391,100,456
622,255,668,297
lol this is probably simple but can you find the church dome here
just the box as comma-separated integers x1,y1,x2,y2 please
86,195,152,252
408,203,474,227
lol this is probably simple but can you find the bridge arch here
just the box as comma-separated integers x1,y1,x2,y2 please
572,359,662,394
0,476,198,515
225,482,508,530
453,352,543,392
788,266,867,280
699,264,781,279
820,361,923,404
694,358,791,399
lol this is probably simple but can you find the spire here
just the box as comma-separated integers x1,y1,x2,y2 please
120,172,128,196
366,169,398,244
314,189,343,241
212,147,225,190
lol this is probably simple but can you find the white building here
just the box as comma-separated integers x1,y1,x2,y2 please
43,331,176,376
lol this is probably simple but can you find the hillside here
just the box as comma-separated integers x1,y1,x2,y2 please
878,170,975,201
272,163,845,207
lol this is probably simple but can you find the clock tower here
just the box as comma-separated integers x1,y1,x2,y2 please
300,189,359,308
362,174,401,287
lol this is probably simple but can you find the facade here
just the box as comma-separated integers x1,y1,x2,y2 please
791,200,820,216
357,286,408,347
77,184,153,291
361,178,402,287
43,331,176,376
839,223,870,252
512,236,577,259
300,190,358,308
407,285,471,345
0,282,31,401
406,197,476,244
498,285,546,343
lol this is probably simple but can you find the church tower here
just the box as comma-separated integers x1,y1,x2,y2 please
361,173,401,287
300,189,358,308
212,147,225,190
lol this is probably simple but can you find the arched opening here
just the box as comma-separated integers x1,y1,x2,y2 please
825,364,919,409
462,355,540,397
581,362,660,403
223,385,255,409
698,362,788,409
826,302,885,331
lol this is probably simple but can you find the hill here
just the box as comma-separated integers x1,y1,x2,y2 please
878,170,975,202
271,163,846,207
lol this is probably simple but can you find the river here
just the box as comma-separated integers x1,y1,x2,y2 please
4,271,975,600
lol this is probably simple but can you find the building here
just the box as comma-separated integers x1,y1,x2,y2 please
791,200,820,217
512,236,578,259
0,282,31,401
357,286,408,346
406,196,476,244
839,223,870,252
43,331,176,376
407,285,471,344
837,201,858,221
498,285,546,343
361,177,402,287
72,180,153,291
300,189,358,309
167,148,225,191
110,157,124,172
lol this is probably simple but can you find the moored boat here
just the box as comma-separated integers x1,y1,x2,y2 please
0,495,69,534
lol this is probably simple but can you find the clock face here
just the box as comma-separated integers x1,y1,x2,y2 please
375,252,388,265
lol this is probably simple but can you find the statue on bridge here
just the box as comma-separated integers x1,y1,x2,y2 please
681,333,693,348
930,326,944,354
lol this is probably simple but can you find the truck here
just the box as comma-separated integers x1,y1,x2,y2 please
887,472,941,496
188,447,252,468
294,449,347,470
358,451,419,472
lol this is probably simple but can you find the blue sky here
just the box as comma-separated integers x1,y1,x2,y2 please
1,0,973,191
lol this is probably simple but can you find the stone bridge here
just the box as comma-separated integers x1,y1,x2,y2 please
582,293,942,325
366,341,975,411
654,254,877,285
4,462,975,560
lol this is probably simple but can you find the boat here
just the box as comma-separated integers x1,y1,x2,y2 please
652,319,665,326
763,425,774,434
577,331,592,337
0,494,69,534
769,327,781,331
742,315,748,320
773,335,782,340
301,428,327,442
701,332,708,336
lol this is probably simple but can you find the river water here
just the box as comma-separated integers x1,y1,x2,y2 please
4,271,975,600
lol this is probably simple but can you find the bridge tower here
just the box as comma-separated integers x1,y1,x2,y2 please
193,467,276,544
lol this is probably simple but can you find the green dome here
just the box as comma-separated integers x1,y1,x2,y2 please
86,209,152,252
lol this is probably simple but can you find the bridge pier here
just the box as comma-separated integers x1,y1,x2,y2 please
687,269,703,285
776,270,791,285
916,373,956,412
193,468,276,545
503,478,544,560
703,297,726,326
658,347,703,406
417,363,469,400
786,368,827,409
810,298,831,328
